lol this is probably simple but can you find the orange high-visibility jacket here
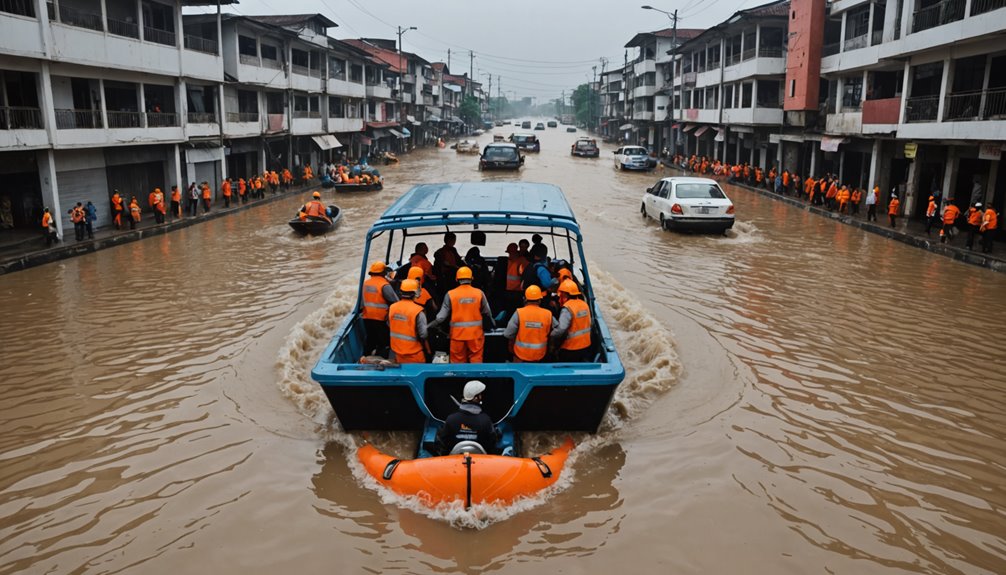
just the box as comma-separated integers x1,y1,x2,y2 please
447,284,485,341
513,305,552,361
561,298,592,351
361,275,392,321
388,299,424,357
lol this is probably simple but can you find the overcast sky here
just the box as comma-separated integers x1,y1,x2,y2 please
189,0,764,103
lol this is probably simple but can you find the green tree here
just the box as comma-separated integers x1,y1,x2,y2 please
459,95,481,127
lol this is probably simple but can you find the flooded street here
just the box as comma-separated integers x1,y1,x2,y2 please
2,127,1005,574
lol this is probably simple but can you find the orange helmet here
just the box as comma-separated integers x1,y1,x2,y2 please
557,268,573,282
407,267,424,281
369,261,386,275
524,285,543,301
400,279,419,296
312,191,321,198
558,279,580,296
456,266,473,281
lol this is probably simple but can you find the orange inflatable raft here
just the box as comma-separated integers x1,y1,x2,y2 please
357,438,574,508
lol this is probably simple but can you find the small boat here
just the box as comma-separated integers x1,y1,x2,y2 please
358,438,573,508
333,180,383,192
288,205,341,235
455,140,480,154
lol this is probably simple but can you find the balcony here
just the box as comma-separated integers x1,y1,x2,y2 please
107,110,142,128
823,42,840,57
58,4,103,31
911,0,965,33
904,95,939,122
944,87,1006,120
862,97,901,124
292,109,321,118
292,64,321,77
633,84,657,99
188,112,217,124
55,109,102,129
0,106,43,129
843,34,868,51
759,47,784,58
106,17,138,39
184,34,217,55
226,111,258,123
239,53,260,66
1,0,36,17
146,111,178,127
971,0,1006,15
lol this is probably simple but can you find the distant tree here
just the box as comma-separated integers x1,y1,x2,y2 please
459,95,481,126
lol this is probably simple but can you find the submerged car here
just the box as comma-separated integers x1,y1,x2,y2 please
613,145,652,171
534,122,545,130
571,138,599,157
566,126,577,133
511,133,540,152
521,120,531,129
641,176,735,234
479,142,524,170
547,120,558,128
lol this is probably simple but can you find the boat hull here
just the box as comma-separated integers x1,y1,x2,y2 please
288,206,341,235
357,438,573,507
334,182,383,192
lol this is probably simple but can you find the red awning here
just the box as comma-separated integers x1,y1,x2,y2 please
694,126,710,137
366,121,400,129
671,123,682,129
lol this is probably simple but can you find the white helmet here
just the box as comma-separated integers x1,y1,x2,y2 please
463,380,486,401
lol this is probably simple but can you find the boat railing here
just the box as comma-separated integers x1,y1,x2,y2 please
375,209,580,228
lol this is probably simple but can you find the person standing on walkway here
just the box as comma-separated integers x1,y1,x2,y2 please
429,266,494,364
850,188,862,216
111,190,124,229
940,199,961,244
980,205,998,253
41,207,56,246
200,181,211,213
925,195,939,235
128,196,141,229
888,193,900,228
148,188,166,224
221,178,232,208
837,186,850,214
866,186,878,221
84,201,96,239
965,203,984,250
70,202,86,241
187,182,199,216
169,186,181,219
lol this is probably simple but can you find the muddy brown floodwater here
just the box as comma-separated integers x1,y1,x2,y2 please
1,126,1005,575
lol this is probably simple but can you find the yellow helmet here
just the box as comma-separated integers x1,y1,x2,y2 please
456,266,473,281
369,261,386,274
558,279,580,296
557,268,573,282
407,266,424,281
400,279,419,295
312,191,321,198
524,285,543,301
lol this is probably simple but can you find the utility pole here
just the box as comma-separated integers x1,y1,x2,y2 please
592,65,597,133
670,9,678,158
469,51,474,98
397,25,417,123
497,75,501,121
487,73,492,122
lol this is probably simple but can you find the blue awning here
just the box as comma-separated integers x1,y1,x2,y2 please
401,127,411,137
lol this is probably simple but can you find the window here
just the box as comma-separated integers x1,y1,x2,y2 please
724,85,734,108
238,35,257,57
291,49,309,68
842,76,864,109
789,79,796,98
260,44,277,61
741,82,753,107
308,95,319,114
329,96,343,118
757,80,781,107
293,95,307,112
237,90,257,113
675,183,725,199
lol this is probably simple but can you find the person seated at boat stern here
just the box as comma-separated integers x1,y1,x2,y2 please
387,279,430,364
299,191,331,222
551,279,593,362
505,285,558,363
361,261,399,357
435,380,499,455
428,266,494,363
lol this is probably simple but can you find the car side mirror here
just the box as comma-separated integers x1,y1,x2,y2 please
646,187,653,194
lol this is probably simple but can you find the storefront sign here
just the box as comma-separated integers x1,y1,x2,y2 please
904,142,917,159
978,143,1003,160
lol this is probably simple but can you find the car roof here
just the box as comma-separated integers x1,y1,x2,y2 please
660,177,719,184
484,142,518,148
514,133,536,137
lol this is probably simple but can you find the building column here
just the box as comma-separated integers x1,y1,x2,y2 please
867,138,882,198
941,146,958,204
776,140,783,169
883,0,900,42
904,154,918,209
935,58,951,122
986,159,998,206
735,135,742,164
809,142,818,176
98,78,108,129
749,137,756,165
900,0,916,39
897,61,911,125
37,149,62,239
138,83,147,128
167,144,183,191
839,12,848,52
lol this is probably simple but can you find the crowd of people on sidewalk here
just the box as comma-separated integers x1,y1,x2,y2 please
669,154,999,254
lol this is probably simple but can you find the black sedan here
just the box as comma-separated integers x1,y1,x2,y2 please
479,143,525,170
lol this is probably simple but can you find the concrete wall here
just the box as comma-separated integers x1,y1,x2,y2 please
785,0,824,111
0,14,46,58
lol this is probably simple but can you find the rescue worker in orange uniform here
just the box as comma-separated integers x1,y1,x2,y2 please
361,261,399,357
408,242,436,282
221,178,233,208
888,192,901,228
70,202,86,241
850,188,862,216
428,266,494,364
170,185,182,219
980,205,998,253
504,285,556,363
940,199,960,243
200,181,212,212
503,242,528,319
148,187,166,224
128,196,141,229
387,279,429,364
302,164,313,182
238,178,248,204
282,168,293,189
553,279,593,362
298,191,331,223
837,185,851,214
925,195,939,235
111,191,124,229
825,180,839,210
41,207,56,246
965,202,984,250
407,266,438,320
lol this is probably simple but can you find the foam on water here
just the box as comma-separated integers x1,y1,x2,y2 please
724,220,761,242
276,266,681,527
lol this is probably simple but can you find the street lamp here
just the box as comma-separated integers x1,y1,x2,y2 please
642,5,678,158
397,25,417,124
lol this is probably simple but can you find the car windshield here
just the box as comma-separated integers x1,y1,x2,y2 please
576,141,596,149
484,147,518,161
624,148,647,156
514,135,535,143
675,183,726,199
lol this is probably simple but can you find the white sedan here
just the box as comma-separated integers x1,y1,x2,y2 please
613,145,652,170
641,177,735,234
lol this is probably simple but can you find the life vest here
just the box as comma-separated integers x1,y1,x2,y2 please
222,181,232,197
130,201,141,221
388,299,424,357
982,209,998,231
112,194,123,212
561,298,592,351
447,284,484,341
851,190,862,203
171,188,181,202
201,185,211,199
415,287,432,307
152,190,165,213
826,184,838,199
513,305,552,361
506,256,528,291
70,206,84,223
782,172,790,186
888,198,900,216
41,212,52,228
409,254,434,279
967,208,982,226
239,179,247,194
927,200,937,218
361,275,391,321
304,200,326,218
942,204,960,224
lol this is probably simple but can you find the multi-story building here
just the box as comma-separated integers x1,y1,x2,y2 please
600,65,626,141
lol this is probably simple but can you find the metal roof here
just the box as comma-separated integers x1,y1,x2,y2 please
376,182,578,230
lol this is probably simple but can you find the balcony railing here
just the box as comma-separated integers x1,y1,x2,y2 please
144,112,176,127
226,111,258,123
55,108,102,129
708,58,721,70
1,0,36,17
904,95,940,122
187,112,217,124
261,57,282,70
0,106,43,129
871,30,884,45
742,47,756,61
238,53,259,66
971,0,1006,15
863,97,902,124
843,34,868,51
823,42,840,57
184,34,217,54
106,110,142,128
911,0,965,33
841,96,863,111
106,17,138,38
944,87,1006,120
143,26,175,46
759,47,783,58
58,4,103,31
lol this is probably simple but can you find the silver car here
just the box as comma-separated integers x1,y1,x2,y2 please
641,177,735,234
